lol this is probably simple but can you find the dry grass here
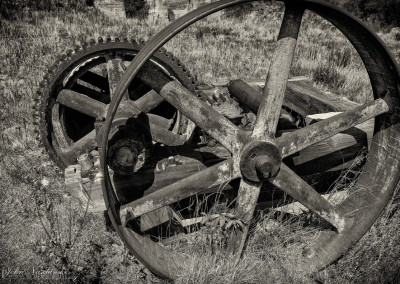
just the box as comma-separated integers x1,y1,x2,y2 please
1,2,400,283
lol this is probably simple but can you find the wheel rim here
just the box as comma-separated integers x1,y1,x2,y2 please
100,0,400,280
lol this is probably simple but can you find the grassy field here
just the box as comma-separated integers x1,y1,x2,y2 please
1,2,400,283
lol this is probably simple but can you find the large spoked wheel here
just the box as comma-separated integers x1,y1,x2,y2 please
34,38,198,169
100,0,400,280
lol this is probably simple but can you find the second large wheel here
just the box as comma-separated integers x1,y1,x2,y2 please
99,0,400,280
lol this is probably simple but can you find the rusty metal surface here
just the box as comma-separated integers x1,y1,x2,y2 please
106,57,129,99
272,164,353,233
277,98,390,158
252,4,303,141
227,3,304,257
56,89,106,118
239,140,281,182
227,179,261,256
160,81,250,152
133,90,164,113
121,158,238,220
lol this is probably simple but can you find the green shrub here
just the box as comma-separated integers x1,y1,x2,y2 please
124,0,149,19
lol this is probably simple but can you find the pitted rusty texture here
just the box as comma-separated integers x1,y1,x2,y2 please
277,98,390,158
271,164,353,233
106,57,129,99
160,81,250,153
122,159,239,219
252,5,304,141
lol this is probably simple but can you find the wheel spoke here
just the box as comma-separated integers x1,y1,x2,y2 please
106,57,129,99
227,180,262,256
56,89,107,118
272,164,352,233
277,98,390,157
252,4,304,140
134,90,164,113
160,81,250,153
59,130,97,164
121,159,239,221
79,71,109,91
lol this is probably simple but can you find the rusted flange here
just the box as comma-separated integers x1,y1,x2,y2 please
239,140,282,182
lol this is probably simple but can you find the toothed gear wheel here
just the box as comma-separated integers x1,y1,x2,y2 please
33,37,202,169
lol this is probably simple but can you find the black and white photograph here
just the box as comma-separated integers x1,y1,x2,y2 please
1,0,400,283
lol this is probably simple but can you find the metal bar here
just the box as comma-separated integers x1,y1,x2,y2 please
227,180,262,256
159,81,250,153
56,89,106,118
271,164,353,233
134,90,164,113
226,3,304,258
277,98,390,157
79,71,109,91
121,159,238,220
71,83,110,104
252,4,304,140
60,130,97,164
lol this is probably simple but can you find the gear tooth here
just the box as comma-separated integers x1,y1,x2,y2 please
34,36,203,176
130,37,138,45
48,65,56,73
58,54,67,61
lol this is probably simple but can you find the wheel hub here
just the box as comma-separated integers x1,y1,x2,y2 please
239,140,282,182
107,136,147,175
